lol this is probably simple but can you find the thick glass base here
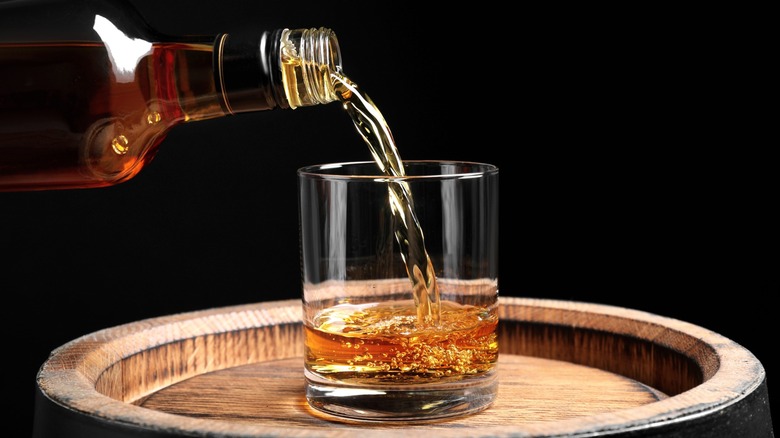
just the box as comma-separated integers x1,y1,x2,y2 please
304,370,498,422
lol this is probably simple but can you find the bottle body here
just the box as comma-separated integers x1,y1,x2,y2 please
0,39,219,190
0,0,341,191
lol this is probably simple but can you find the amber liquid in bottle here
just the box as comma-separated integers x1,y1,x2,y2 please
0,41,221,191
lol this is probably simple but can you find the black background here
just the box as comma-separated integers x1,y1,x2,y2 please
2,1,776,435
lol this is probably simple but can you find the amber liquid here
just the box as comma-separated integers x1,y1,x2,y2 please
332,73,442,326
305,300,498,384
0,42,220,191
304,74,498,385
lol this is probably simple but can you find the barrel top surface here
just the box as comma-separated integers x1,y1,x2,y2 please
34,297,771,437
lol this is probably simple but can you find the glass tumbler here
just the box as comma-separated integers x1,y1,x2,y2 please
298,160,499,421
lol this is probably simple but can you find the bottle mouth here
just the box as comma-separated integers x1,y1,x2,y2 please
280,28,342,109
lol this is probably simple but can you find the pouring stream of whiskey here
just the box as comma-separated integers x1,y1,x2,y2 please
332,72,441,327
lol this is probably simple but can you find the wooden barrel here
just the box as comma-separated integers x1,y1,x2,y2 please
32,297,774,437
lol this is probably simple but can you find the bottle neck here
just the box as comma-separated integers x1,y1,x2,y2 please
215,28,342,114
213,30,283,114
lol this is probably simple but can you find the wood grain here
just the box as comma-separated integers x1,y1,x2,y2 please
33,297,774,437
140,354,664,428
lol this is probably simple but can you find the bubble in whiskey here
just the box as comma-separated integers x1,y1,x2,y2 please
111,134,130,155
146,111,162,125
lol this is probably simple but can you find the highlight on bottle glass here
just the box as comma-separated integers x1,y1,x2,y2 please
298,160,499,421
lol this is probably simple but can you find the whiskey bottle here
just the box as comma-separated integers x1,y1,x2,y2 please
0,0,342,191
